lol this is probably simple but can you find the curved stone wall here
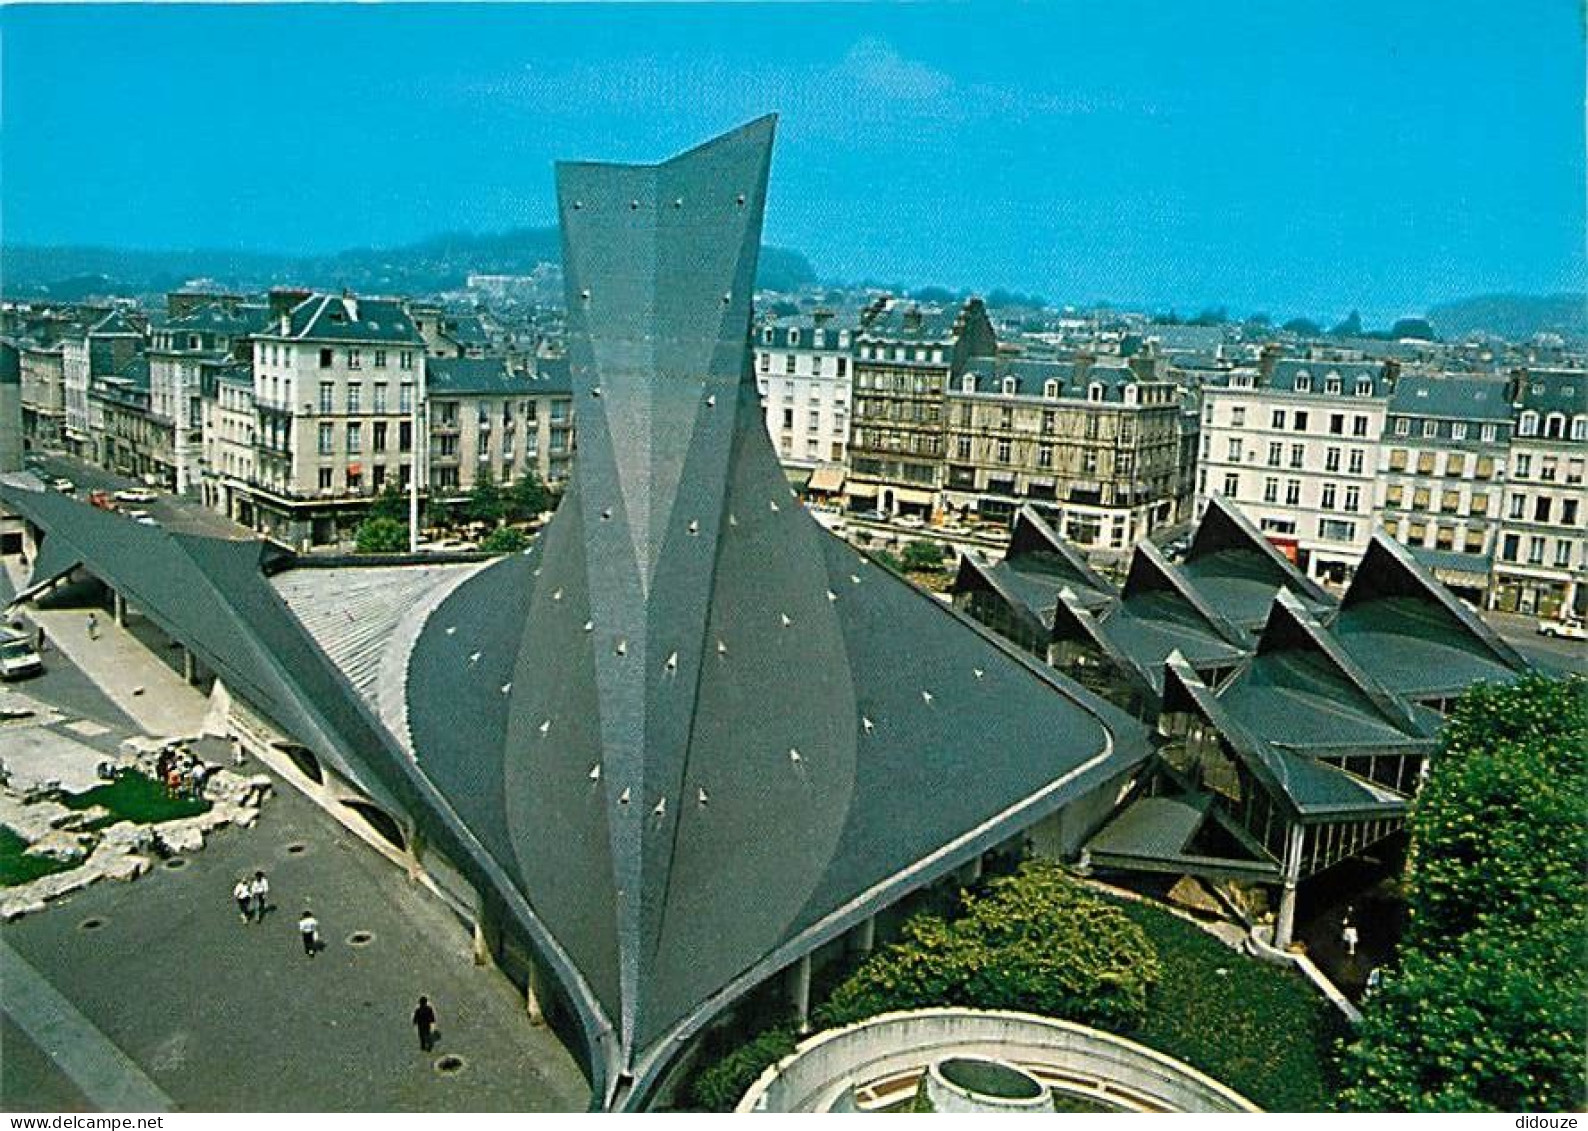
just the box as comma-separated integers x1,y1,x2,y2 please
736,1008,1260,1113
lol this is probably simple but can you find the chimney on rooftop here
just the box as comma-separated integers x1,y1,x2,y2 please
269,287,311,336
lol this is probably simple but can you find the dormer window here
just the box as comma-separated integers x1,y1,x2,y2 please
1294,370,1311,392
932,348,945,364
961,373,976,394
1545,413,1566,439
1355,378,1372,396
813,329,825,348
1324,372,1342,394
789,328,800,347
838,331,850,348
1124,383,1138,405
762,327,774,344
1043,379,1059,399
1001,376,1017,396
1519,411,1539,436
1088,382,1104,402
1572,416,1586,441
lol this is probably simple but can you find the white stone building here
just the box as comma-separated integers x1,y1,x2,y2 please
753,313,856,474
1197,357,1395,583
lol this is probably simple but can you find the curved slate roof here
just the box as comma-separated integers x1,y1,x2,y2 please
0,120,1152,1111
404,116,1149,1098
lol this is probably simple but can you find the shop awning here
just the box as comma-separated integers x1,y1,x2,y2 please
845,483,879,500
806,466,846,493
893,487,937,507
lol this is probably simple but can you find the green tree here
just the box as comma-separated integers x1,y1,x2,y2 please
467,468,505,526
479,525,528,555
1282,317,1322,337
369,480,407,523
870,549,904,574
901,540,949,573
354,516,409,554
816,861,1160,1032
688,1027,798,1112
508,470,551,521
1337,676,1587,1112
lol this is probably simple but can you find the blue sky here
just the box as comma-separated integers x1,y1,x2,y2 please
2,2,1583,322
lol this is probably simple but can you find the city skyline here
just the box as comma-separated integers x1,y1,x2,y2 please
2,2,1584,325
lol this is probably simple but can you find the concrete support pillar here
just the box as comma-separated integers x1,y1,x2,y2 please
1274,823,1306,950
788,953,812,1034
957,853,983,887
113,590,126,626
183,647,195,684
526,965,545,1027
472,921,490,967
848,916,875,958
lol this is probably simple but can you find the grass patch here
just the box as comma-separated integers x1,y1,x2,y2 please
60,772,210,826
0,826,74,888
1111,897,1347,1112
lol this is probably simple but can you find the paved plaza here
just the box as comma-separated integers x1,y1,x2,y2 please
0,566,590,1113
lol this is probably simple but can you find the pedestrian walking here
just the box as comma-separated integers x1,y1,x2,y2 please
412,996,438,1052
1341,918,1359,958
298,910,320,957
249,870,270,923
85,613,98,641
232,878,251,922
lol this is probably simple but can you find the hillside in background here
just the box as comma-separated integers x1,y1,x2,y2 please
1425,293,1587,342
1,229,818,301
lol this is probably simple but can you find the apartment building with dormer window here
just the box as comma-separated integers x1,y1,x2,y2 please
241,289,426,548
752,310,857,474
1493,368,1587,618
1197,356,1397,583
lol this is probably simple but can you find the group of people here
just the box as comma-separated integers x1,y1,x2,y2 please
157,743,213,799
232,870,272,923
228,870,439,1050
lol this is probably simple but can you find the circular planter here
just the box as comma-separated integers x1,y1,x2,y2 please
926,1056,1052,1114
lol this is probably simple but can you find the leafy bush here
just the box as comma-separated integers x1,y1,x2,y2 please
901,540,949,573
368,481,408,524
508,471,551,521
1337,676,1587,1112
1114,897,1346,1112
817,861,1159,1031
467,469,505,525
354,516,408,554
1338,925,1583,1112
480,526,528,555
688,1026,797,1112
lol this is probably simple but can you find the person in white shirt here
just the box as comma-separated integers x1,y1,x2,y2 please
249,871,270,923
298,910,320,957
232,878,251,923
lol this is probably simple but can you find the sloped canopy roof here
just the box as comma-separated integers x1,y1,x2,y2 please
1332,533,1530,699
1178,495,1335,628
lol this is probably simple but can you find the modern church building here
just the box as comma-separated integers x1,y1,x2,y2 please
0,119,1154,1109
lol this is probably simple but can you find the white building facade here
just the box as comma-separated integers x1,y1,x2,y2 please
1197,358,1394,583
753,315,856,473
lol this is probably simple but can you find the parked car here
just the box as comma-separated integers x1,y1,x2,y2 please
0,630,44,680
50,478,76,494
1536,618,1587,641
113,487,158,504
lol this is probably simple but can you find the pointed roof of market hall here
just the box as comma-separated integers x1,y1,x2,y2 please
403,116,1149,1100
